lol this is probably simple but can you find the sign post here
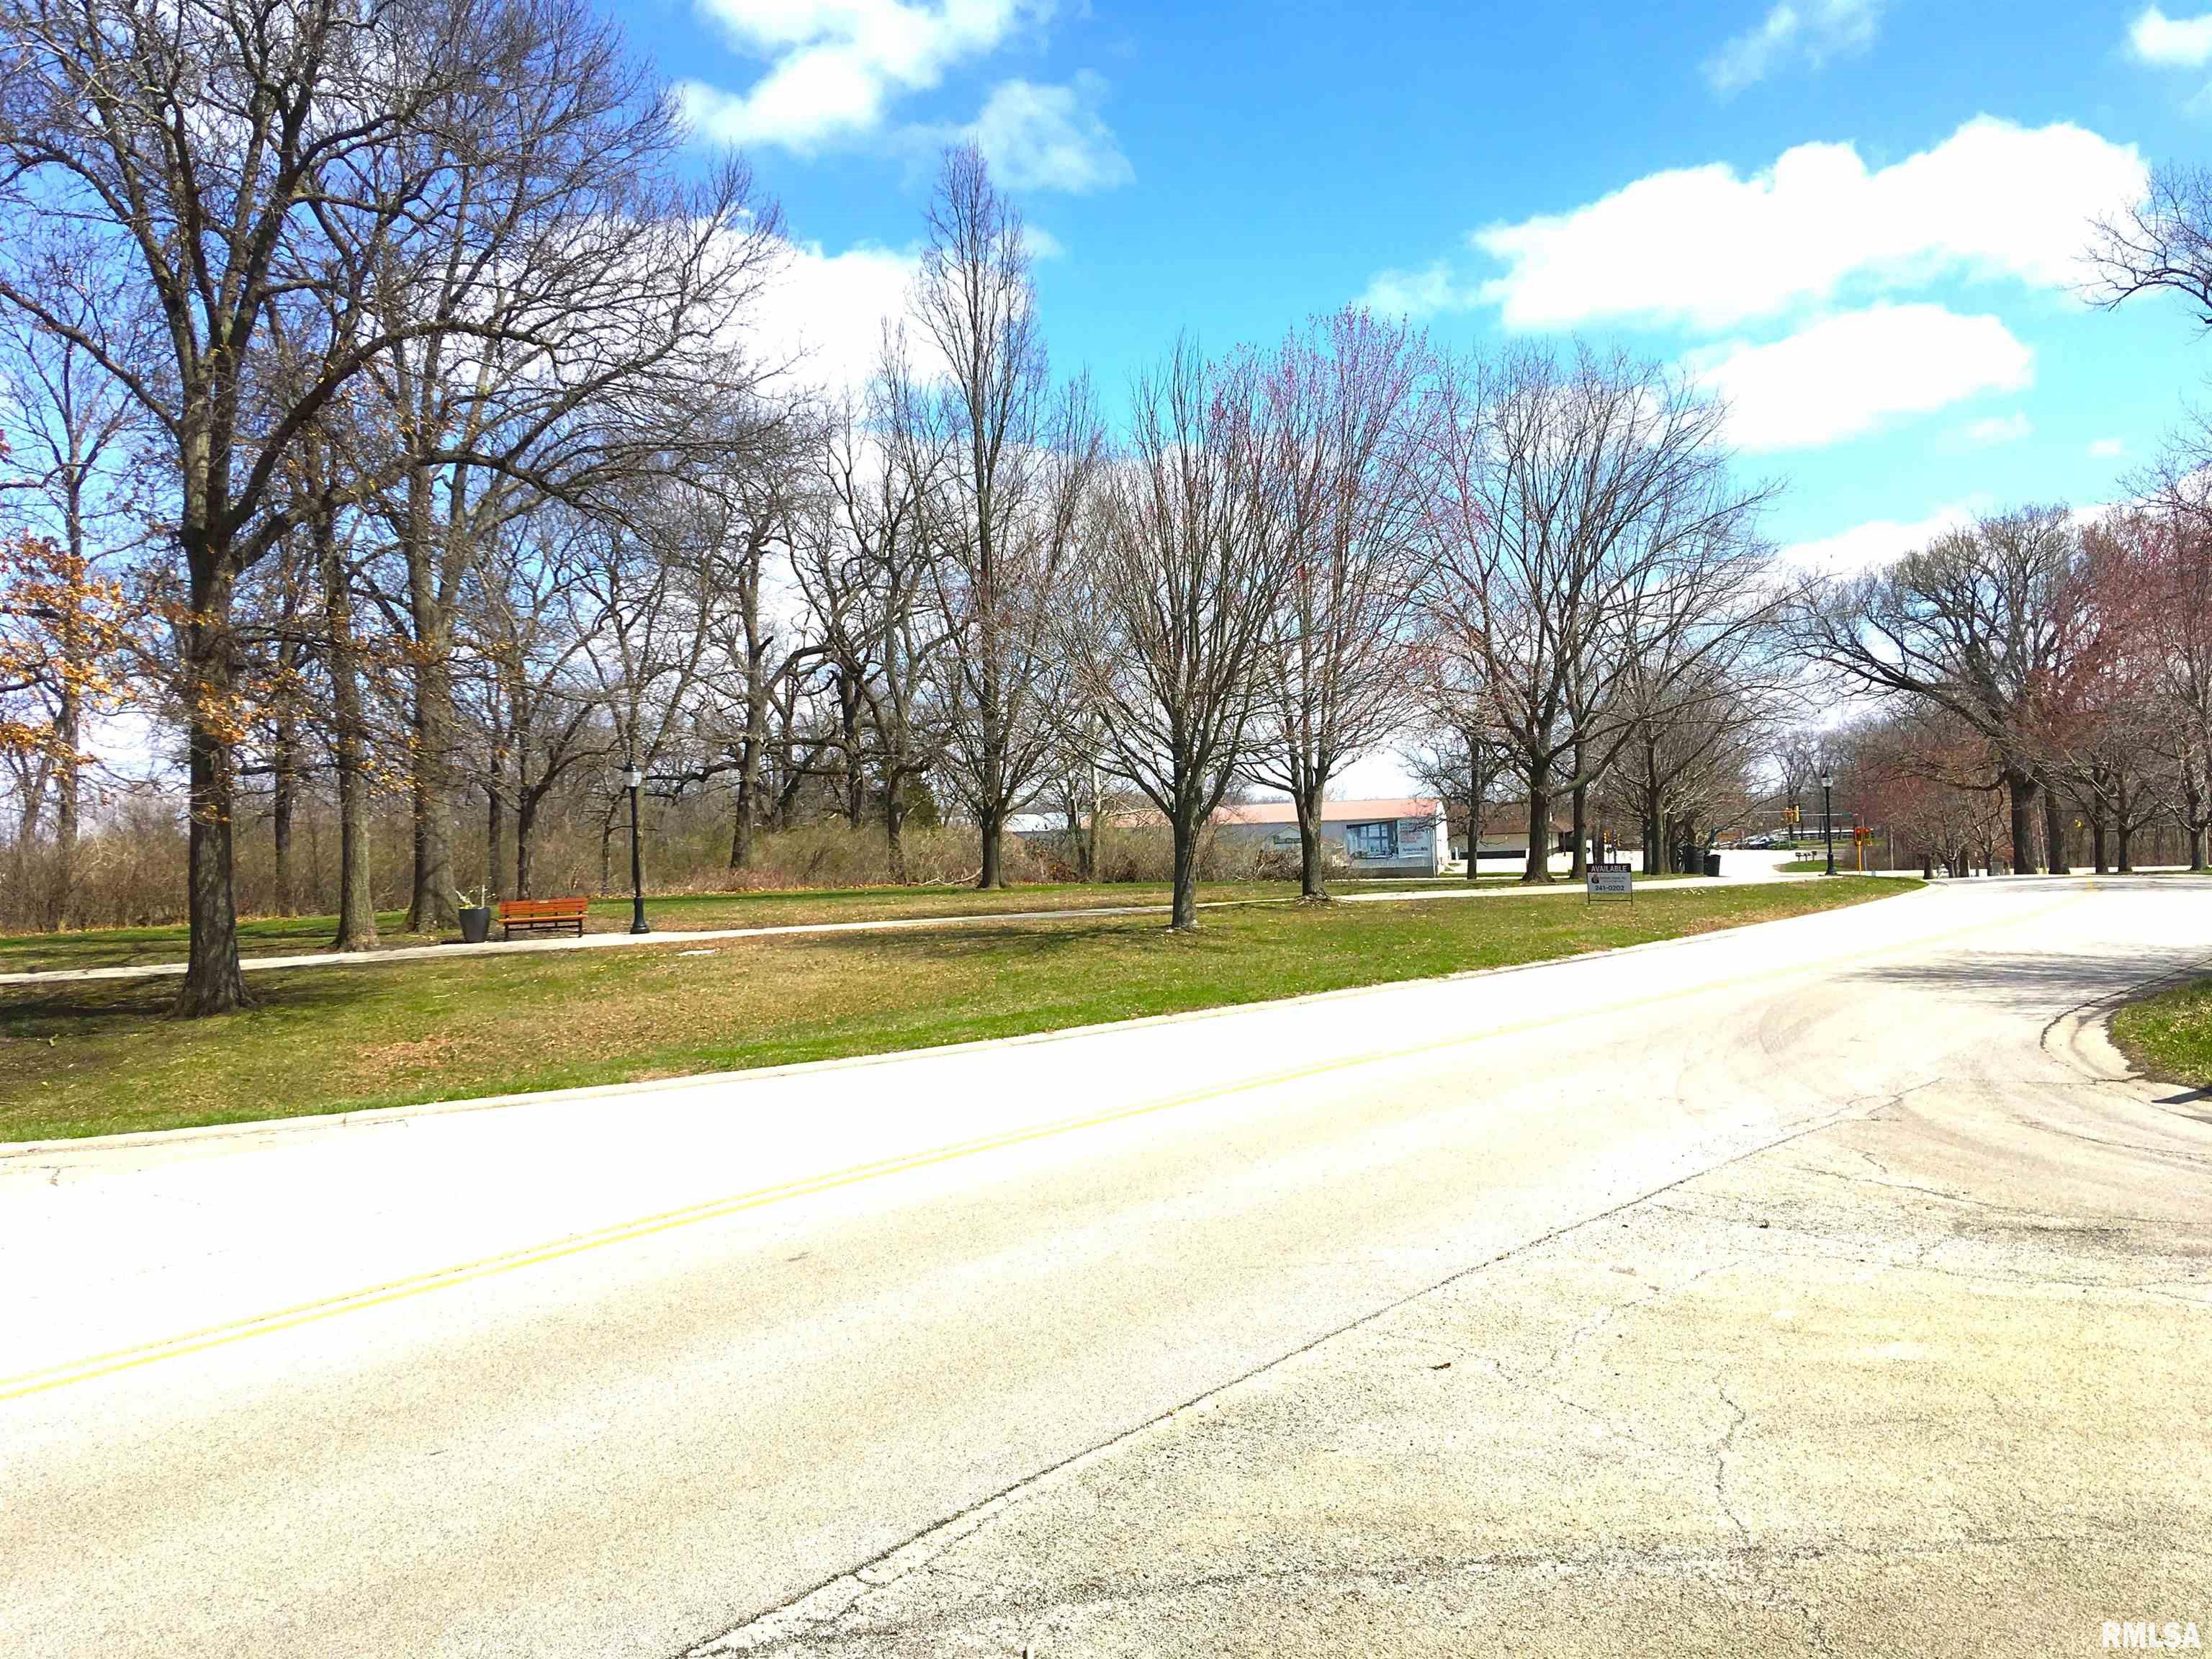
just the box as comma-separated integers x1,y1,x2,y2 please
1585,861,1634,906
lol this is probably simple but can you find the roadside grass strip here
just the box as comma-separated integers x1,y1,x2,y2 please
1,879,1911,1144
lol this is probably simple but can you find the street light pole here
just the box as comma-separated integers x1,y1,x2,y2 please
625,761,649,935
1822,771,1836,877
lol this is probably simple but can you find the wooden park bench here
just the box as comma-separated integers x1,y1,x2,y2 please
496,896,589,940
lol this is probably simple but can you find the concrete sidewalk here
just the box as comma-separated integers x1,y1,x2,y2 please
0,859,1841,989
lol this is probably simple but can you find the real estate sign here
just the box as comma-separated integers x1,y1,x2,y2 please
1586,862,1633,902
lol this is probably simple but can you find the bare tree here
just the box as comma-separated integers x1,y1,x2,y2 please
1794,507,2106,875
804,358,950,881
1422,344,1771,882
0,0,775,1005
0,0,513,1009
0,243,146,926
910,145,1097,887
1247,309,1433,899
354,0,780,931
2087,163,2212,326
1604,667,1776,871
1075,340,1292,930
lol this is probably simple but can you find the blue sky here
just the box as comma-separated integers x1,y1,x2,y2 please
630,0,2212,570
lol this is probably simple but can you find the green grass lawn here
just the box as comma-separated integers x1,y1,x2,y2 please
0,877,1909,1143
2109,976,2212,1087
0,873,1616,975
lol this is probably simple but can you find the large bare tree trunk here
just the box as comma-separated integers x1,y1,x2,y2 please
48,683,78,930
407,653,459,930
1295,780,1328,900
885,791,909,884
404,480,459,934
176,552,247,1017
271,709,297,914
1522,775,1552,884
2005,769,2037,874
2185,765,2208,870
1169,812,1200,930
1568,775,1589,880
486,730,507,896
838,668,865,824
728,673,767,873
978,791,1007,889
2040,778,2069,876
320,511,379,955
1465,748,1484,884
516,795,539,899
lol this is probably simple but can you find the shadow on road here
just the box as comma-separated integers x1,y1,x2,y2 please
1844,948,2212,1013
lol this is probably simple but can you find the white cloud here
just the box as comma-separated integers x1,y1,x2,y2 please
755,239,920,394
677,0,1038,152
1691,305,2033,451
2090,436,2129,459
1958,411,2032,448
1358,260,1470,318
1779,501,1981,577
1460,117,2145,332
971,73,1132,193
2128,6,2212,66
1706,0,1884,94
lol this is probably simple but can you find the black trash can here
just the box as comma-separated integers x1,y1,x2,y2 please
1704,852,1722,878
458,905,492,944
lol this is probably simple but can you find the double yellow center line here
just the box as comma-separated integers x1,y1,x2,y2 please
1,889,2074,1405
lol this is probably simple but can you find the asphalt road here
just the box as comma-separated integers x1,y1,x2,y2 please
3,876,2207,1657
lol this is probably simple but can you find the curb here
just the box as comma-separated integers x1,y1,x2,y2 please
2043,961,2212,1094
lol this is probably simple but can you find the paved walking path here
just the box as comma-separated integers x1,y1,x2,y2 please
0,857,1838,989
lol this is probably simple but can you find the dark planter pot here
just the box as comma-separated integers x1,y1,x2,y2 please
458,906,493,944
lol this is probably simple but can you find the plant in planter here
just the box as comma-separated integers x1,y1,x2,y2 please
455,886,494,945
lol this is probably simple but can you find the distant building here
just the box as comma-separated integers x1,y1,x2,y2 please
1210,797,1449,878
1462,801,1578,866
1017,796,1455,878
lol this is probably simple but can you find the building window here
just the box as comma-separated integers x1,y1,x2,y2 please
1344,821,1398,860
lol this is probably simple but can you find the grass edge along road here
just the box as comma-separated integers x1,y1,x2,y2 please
0,876,1619,977
0,878,1910,1144
2108,975,2212,1087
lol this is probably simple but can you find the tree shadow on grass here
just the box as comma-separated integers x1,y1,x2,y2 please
806,913,1226,971
0,961,411,1038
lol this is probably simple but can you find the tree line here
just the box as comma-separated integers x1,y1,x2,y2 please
0,0,1820,1014
1795,163,2212,878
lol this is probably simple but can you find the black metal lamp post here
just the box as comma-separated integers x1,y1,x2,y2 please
625,762,650,935
1821,770,1837,877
